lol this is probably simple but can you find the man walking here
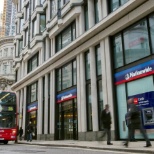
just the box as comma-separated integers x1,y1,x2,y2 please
101,104,113,145
124,98,152,147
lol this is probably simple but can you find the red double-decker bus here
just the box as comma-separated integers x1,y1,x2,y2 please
0,91,17,144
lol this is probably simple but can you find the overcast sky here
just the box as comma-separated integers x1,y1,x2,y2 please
0,0,4,13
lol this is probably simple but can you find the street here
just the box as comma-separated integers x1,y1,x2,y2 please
0,142,147,154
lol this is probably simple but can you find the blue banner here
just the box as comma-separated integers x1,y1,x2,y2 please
27,102,38,112
115,60,154,85
56,88,77,103
128,91,154,129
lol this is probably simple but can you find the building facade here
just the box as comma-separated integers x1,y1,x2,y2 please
12,0,154,141
0,36,15,90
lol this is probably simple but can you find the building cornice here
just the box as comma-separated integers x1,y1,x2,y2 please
0,36,14,47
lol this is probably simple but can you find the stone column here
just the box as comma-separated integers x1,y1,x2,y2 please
102,0,107,18
36,14,40,35
46,37,50,60
19,89,23,127
39,42,44,65
22,87,27,134
16,91,20,126
90,47,98,131
37,77,43,135
50,70,55,135
44,74,49,134
52,38,55,55
88,0,95,28
79,6,85,36
104,37,115,130
98,0,103,20
76,16,79,38
80,53,87,132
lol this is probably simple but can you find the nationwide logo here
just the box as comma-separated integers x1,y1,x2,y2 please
61,94,73,101
125,66,152,80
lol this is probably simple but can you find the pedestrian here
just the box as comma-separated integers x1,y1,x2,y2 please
100,104,113,145
125,111,136,142
19,126,23,141
26,121,33,142
124,98,152,147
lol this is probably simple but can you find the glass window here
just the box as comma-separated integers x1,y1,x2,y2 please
40,15,46,32
73,61,77,85
50,0,57,19
85,52,90,80
31,83,37,102
121,0,129,5
25,28,28,46
113,34,123,68
57,69,62,92
62,63,72,89
19,40,23,54
149,14,154,53
94,0,99,24
26,4,29,21
20,18,24,33
28,53,38,73
86,83,92,131
124,20,150,64
110,0,119,12
62,27,71,48
31,56,38,70
84,3,89,31
96,45,102,76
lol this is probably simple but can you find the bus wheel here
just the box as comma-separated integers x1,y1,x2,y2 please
4,141,8,144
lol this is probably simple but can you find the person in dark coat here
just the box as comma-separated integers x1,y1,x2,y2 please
19,126,23,141
124,98,152,147
100,104,113,145
125,112,136,141
26,121,33,142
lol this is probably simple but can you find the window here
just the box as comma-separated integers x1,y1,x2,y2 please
84,2,89,31
149,14,154,53
124,19,150,64
109,0,129,13
40,15,46,32
26,4,29,21
20,18,24,33
32,0,36,12
19,40,23,55
31,83,37,102
85,51,90,80
62,63,72,89
50,0,57,19
25,28,28,47
28,53,39,73
56,22,76,52
32,18,37,37
113,34,123,68
96,45,101,76
56,60,76,92
94,0,99,24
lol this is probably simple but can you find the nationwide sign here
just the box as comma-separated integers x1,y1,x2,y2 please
27,102,38,112
114,60,154,85
56,88,77,103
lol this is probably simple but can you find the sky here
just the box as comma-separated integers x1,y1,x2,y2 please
0,0,4,13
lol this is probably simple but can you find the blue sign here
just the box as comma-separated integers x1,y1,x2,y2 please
27,102,38,112
115,60,154,85
129,91,154,129
56,88,77,103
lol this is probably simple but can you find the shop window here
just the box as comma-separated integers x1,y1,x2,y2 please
113,34,123,68
149,14,154,53
40,14,46,32
94,0,99,24
56,22,76,52
28,53,39,73
124,19,150,64
31,83,37,102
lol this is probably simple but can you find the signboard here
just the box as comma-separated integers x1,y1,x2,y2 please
27,102,38,112
129,91,154,129
56,88,77,103
114,60,154,85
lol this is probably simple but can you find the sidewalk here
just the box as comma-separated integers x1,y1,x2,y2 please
18,140,154,154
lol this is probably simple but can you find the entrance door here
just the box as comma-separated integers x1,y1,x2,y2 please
57,99,78,140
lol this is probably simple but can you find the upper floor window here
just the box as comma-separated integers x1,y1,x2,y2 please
26,3,29,21
56,21,76,52
20,18,24,33
40,15,46,32
28,53,39,73
50,0,57,19
25,28,28,47
108,0,129,13
84,1,89,31
94,0,99,24
19,40,23,55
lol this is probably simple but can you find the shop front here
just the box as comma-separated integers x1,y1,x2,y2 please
27,102,38,140
55,88,78,140
115,60,154,139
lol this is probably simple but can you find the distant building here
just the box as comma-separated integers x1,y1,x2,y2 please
0,36,15,90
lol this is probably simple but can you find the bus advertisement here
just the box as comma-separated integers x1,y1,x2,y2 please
0,91,17,144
